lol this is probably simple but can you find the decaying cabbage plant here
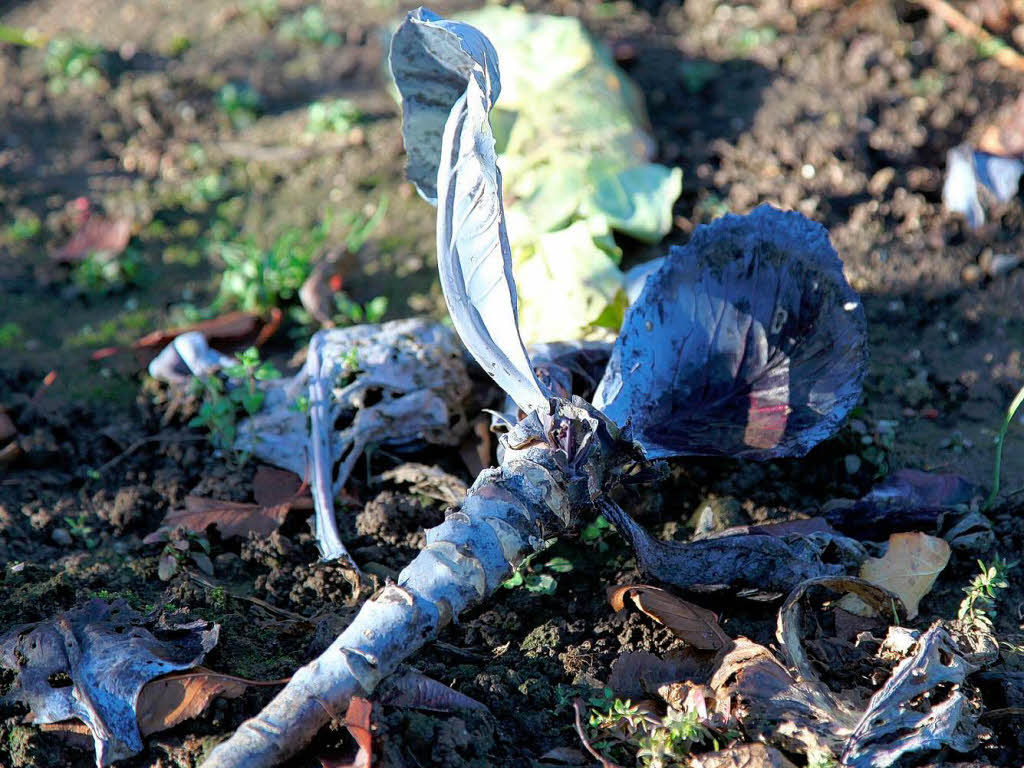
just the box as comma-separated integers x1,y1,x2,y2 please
200,9,867,767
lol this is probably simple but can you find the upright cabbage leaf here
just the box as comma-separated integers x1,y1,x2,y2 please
390,8,548,414
594,205,867,459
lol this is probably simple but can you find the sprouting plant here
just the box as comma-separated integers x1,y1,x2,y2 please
587,698,713,767
502,551,573,596
0,322,24,349
64,514,100,550
212,220,331,311
190,347,280,464
958,556,1015,634
580,513,612,549
306,99,363,135
148,526,214,581
72,247,146,292
278,6,339,46
5,212,41,241
332,293,389,326
45,36,106,92
216,82,263,128
985,380,1024,510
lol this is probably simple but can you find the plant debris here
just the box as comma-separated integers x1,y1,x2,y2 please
607,584,731,650
0,599,219,766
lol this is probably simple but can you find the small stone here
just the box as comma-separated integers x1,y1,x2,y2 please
961,264,982,284
844,454,862,475
51,528,73,547
689,496,749,539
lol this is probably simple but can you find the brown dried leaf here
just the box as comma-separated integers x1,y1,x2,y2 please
841,533,950,619
149,495,291,541
135,668,248,736
607,651,697,700
608,584,730,650
252,465,312,509
710,637,859,756
54,216,131,262
691,743,797,768
343,696,373,768
382,670,488,713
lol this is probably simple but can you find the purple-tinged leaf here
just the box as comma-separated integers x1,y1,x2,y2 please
382,670,489,714
823,469,983,540
390,9,548,414
593,205,867,460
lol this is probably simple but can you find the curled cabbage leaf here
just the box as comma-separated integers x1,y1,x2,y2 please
594,205,867,460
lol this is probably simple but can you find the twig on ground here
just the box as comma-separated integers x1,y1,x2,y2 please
914,0,1024,72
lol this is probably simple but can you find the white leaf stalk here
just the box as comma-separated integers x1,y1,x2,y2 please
201,400,622,767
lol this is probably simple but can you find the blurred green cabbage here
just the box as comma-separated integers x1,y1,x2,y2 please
456,6,682,344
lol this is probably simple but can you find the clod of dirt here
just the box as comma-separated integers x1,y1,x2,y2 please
0,599,218,766
355,491,443,550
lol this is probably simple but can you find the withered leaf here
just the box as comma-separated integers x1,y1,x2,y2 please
710,637,859,757
135,668,249,736
338,696,373,768
600,500,840,597
252,465,311,509
691,743,797,768
608,584,730,650
0,599,218,766
381,670,488,713
54,215,131,262
147,495,292,541
842,625,979,766
840,533,950,619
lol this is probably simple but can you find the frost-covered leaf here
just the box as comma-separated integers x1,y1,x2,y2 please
594,205,867,460
390,8,547,413
0,599,218,766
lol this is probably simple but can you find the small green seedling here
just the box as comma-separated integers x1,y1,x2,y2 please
190,347,281,465
217,82,263,128
45,36,106,92
213,221,330,312
148,526,214,581
278,7,339,46
587,696,715,767
306,99,362,135
5,212,41,241
64,513,100,550
958,555,1015,634
0,322,24,349
502,550,573,596
72,247,145,292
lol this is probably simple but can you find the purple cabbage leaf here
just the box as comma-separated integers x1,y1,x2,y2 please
593,205,868,460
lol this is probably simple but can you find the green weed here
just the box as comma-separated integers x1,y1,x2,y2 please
307,99,362,135
45,37,106,92
217,82,263,129
189,346,281,465
958,556,1015,634
985,380,1024,509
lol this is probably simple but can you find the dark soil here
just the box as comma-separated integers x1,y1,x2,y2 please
2,1,1024,767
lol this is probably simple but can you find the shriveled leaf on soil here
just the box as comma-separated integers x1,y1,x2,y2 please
252,465,311,508
776,576,903,684
376,464,469,506
134,310,281,356
53,215,131,262
600,500,841,597
381,669,488,713
146,495,293,541
608,584,730,650
0,599,218,766
824,469,982,540
336,696,373,768
710,637,860,756
607,651,705,701
842,625,980,767
691,743,797,768
594,205,867,461
135,668,250,736
839,533,950,619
